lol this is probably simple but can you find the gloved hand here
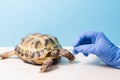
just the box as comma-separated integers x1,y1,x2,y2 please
73,31,120,68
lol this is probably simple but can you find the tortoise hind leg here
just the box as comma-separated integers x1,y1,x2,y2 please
40,58,53,73
0,51,17,60
59,49,75,62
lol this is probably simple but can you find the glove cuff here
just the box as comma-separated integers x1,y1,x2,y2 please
98,47,120,68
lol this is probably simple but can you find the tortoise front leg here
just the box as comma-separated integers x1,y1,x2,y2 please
59,49,75,62
40,58,53,72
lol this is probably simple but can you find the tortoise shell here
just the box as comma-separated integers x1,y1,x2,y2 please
15,33,62,64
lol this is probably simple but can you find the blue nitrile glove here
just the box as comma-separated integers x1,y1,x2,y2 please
73,31,120,68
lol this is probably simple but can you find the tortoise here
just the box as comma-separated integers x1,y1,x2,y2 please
0,33,75,72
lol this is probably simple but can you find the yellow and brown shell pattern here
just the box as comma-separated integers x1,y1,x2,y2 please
15,33,62,64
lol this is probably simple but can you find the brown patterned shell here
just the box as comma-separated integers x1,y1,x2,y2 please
15,33,62,64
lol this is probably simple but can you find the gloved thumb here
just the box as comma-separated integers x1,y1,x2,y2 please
74,44,95,55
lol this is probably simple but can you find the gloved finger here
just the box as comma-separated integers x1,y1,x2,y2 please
73,48,89,57
73,31,97,47
75,44,96,55
83,53,89,57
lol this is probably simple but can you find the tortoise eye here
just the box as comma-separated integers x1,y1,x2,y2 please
51,52,55,56
50,49,59,56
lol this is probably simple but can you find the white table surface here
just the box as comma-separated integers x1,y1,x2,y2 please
0,47,120,80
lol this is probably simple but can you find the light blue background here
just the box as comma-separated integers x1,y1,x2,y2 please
0,0,120,47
